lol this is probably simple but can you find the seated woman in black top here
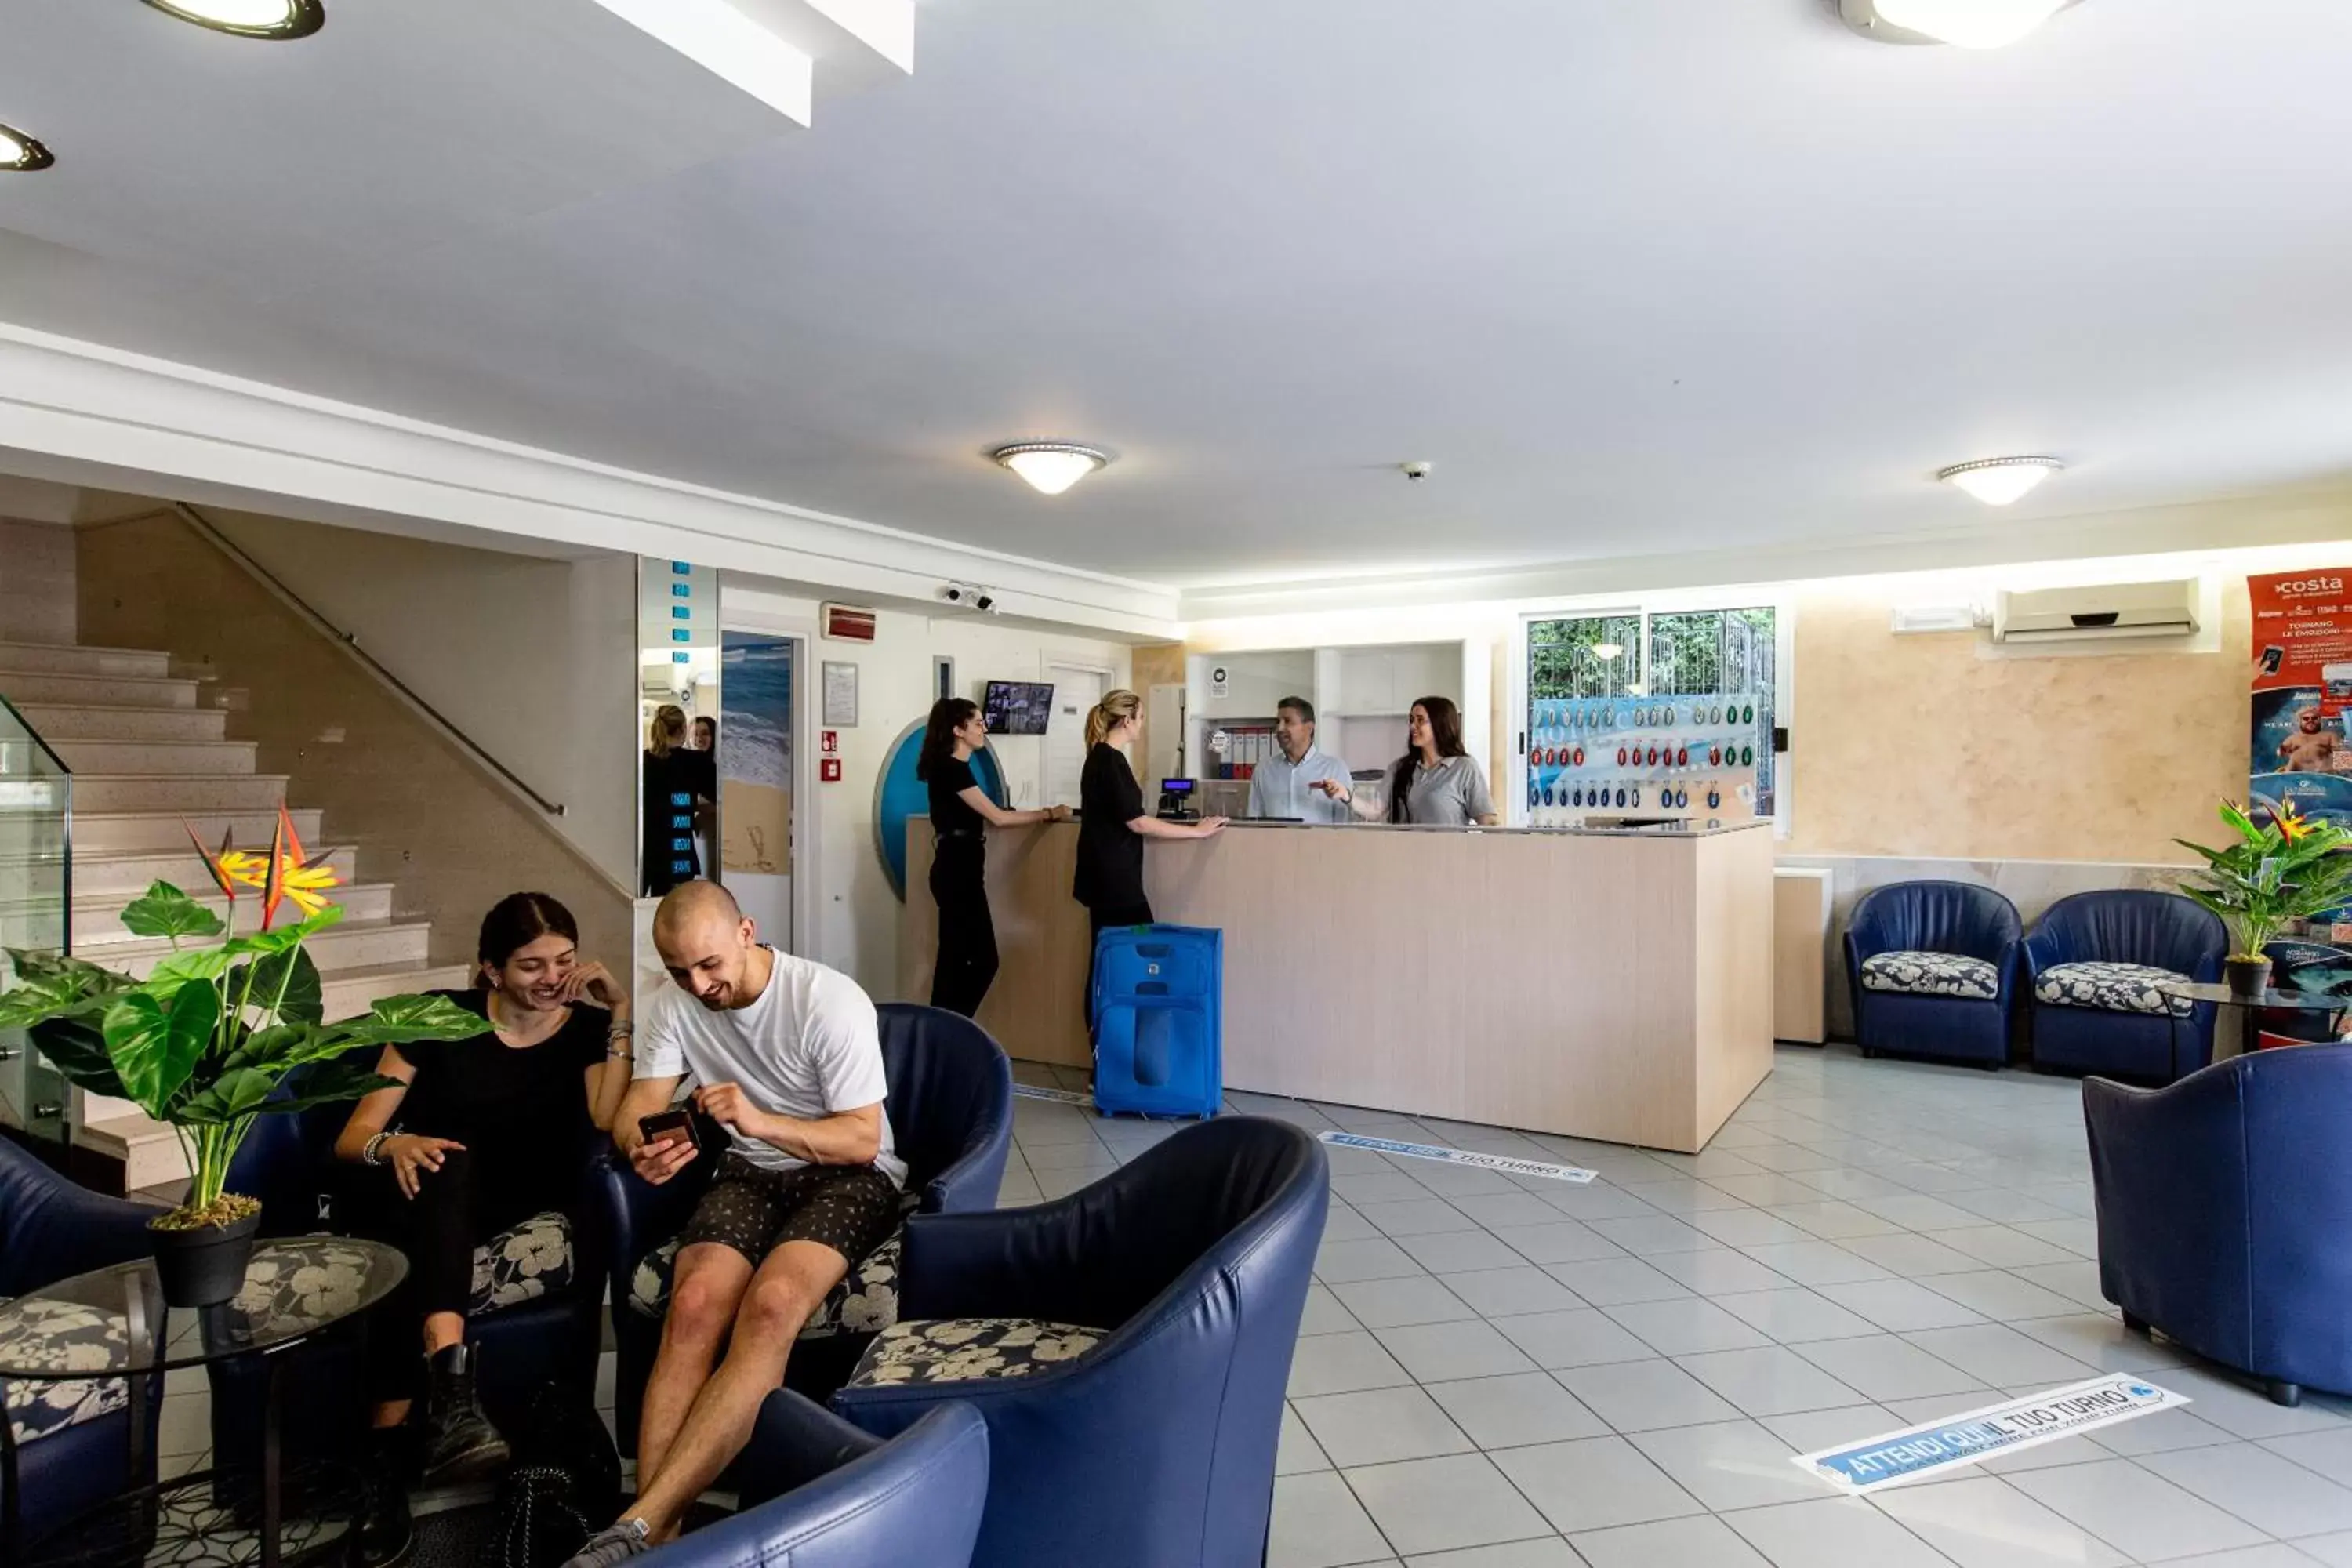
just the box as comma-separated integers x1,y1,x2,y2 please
917,696,1069,1017
333,893,632,1502
1074,688,1226,939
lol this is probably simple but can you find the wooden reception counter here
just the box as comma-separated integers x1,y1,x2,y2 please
902,818,1774,1153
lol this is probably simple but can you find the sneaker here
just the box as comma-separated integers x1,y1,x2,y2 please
561,1519,653,1568
419,1343,511,1487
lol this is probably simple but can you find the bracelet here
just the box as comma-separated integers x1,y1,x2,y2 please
361,1131,390,1167
608,1019,634,1037
606,1045,634,1061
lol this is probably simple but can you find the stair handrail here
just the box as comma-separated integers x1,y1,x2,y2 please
168,502,568,818
0,690,72,956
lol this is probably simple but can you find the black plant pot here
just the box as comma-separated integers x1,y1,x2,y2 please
2223,955,2273,1002
149,1206,262,1309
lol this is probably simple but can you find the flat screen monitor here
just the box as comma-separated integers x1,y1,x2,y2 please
982,680,1055,736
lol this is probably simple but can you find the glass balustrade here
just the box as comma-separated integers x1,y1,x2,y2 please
0,692,71,1162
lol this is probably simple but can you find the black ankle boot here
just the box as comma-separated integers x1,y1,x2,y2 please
354,1426,415,1568
419,1344,511,1488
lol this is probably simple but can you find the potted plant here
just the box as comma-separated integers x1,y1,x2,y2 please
0,811,480,1307
2175,799,2352,1000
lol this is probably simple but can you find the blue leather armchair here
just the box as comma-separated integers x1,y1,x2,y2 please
603,1004,1014,1454
0,1134,165,1552
2085,1043,2352,1405
2026,890,2227,1080
829,1116,1329,1568
1845,880,2023,1067
645,1393,986,1568
208,1061,611,1470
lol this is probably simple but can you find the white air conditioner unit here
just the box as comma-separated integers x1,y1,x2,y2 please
1991,579,2199,644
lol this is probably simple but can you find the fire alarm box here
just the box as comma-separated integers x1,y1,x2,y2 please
820,758,843,783
821,730,840,755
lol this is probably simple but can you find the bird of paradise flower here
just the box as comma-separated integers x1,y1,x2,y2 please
180,804,341,931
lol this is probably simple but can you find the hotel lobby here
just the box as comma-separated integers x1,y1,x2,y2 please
4,2,2352,1566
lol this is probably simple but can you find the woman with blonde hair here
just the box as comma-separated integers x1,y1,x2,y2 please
641,704,717,895
1075,689,1225,943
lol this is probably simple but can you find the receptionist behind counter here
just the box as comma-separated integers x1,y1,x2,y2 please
1315,695,1500,826
1247,696,1354,823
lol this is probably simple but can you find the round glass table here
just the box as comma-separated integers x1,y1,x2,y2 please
2156,982,2347,1078
0,1237,406,1568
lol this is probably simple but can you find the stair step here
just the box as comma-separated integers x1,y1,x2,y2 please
0,670,201,709
321,962,475,1018
0,641,172,679
49,739,258,776
80,1112,194,1192
91,917,434,978
70,775,289,813
10,808,326,856
9,704,229,742
30,882,397,949
22,843,361,898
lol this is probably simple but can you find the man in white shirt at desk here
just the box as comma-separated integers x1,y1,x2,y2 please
1247,696,1356,824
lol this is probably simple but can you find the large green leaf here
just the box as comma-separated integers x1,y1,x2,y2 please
219,905,345,962
172,1065,280,1127
332,993,486,1047
103,982,221,1118
28,1015,130,1100
0,952,129,1032
148,947,236,989
118,881,224,942
227,946,323,1026
252,1055,401,1116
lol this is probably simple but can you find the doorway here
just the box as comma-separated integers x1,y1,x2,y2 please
1045,664,1108,808
720,631,799,952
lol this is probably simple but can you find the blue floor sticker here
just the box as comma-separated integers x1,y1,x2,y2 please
1793,1374,2190,1494
1318,1131,1596,1184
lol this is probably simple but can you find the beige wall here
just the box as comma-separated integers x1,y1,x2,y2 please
1130,641,1186,783
0,518,76,646
76,510,633,968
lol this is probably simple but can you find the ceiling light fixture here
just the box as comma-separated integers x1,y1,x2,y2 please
1838,0,2074,49
0,123,53,172
140,0,325,38
1938,456,2065,506
1588,643,1625,662
991,442,1109,497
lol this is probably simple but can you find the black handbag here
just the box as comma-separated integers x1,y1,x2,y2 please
478,1383,624,1568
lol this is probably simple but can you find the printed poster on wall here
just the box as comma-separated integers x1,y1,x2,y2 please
2248,568,2352,1011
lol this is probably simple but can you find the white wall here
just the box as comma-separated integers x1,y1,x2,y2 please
199,507,639,886
720,579,1132,999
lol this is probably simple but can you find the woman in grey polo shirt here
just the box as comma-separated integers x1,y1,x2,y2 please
1316,695,1499,826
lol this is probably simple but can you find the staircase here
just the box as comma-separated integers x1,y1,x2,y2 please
0,637,470,1188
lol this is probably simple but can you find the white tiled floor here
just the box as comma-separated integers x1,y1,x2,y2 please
999,1046,2352,1568
120,1045,2352,1565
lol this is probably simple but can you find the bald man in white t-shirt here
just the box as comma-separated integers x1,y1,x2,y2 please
572,884,901,1565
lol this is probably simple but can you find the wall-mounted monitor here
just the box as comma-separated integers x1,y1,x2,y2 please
983,680,1055,736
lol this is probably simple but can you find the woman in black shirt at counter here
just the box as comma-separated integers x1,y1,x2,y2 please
1075,689,1226,943
919,697,1069,1017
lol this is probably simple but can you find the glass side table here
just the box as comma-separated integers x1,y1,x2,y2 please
2156,982,2347,1080
0,1237,406,1568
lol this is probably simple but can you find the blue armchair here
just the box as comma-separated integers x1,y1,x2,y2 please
2085,1043,2352,1405
1845,880,2023,1067
208,1061,612,1472
604,1004,1014,1454
829,1116,1328,1568
645,1393,986,1568
0,1134,165,1552
2026,890,2227,1080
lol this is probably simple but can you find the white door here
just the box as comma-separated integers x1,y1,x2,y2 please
1045,665,1105,808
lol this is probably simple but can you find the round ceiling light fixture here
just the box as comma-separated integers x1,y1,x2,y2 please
0,122,55,172
140,0,325,38
1937,456,2065,506
990,442,1109,497
1588,643,1626,662
1838,0,2076,49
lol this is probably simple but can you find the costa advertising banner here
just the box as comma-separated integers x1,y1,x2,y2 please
2249,569,2352,1008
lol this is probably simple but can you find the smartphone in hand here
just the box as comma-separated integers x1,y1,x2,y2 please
637,1107,699,1153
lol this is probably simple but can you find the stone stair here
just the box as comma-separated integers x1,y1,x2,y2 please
0,638,470,1187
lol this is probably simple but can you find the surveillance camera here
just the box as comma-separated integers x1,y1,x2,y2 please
1401,461,1432,481
942,584,967,604
975,593,996,613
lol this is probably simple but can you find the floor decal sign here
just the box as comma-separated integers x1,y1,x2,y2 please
1317,1131,1597,1185
1011,1083,1096,1108
1792,1375,2190,1494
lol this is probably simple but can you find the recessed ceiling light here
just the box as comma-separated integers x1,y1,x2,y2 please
991,443,1109,497
0,123,54,172
140,0,325,39
1839,0,2075,49
1938,456,2065,506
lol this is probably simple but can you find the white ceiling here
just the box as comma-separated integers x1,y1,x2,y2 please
4,0,2350,586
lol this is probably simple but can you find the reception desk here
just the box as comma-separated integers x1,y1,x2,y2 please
902,818,1774,1152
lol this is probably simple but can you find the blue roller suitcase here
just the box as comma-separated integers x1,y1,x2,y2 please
1090,924,1222,1119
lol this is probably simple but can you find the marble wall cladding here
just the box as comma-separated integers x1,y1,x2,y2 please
1778,852,2194,1039
0,518,77,646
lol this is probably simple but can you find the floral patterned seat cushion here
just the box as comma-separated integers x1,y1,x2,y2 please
1860,950,2000,1000
0,1299,130,1446
844,1318,1103,1389
470,1210,575,1316
2034,960,2195,1017
629,1229,902,1341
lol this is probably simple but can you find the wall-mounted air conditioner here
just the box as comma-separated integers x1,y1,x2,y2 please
1991,579,2199,644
